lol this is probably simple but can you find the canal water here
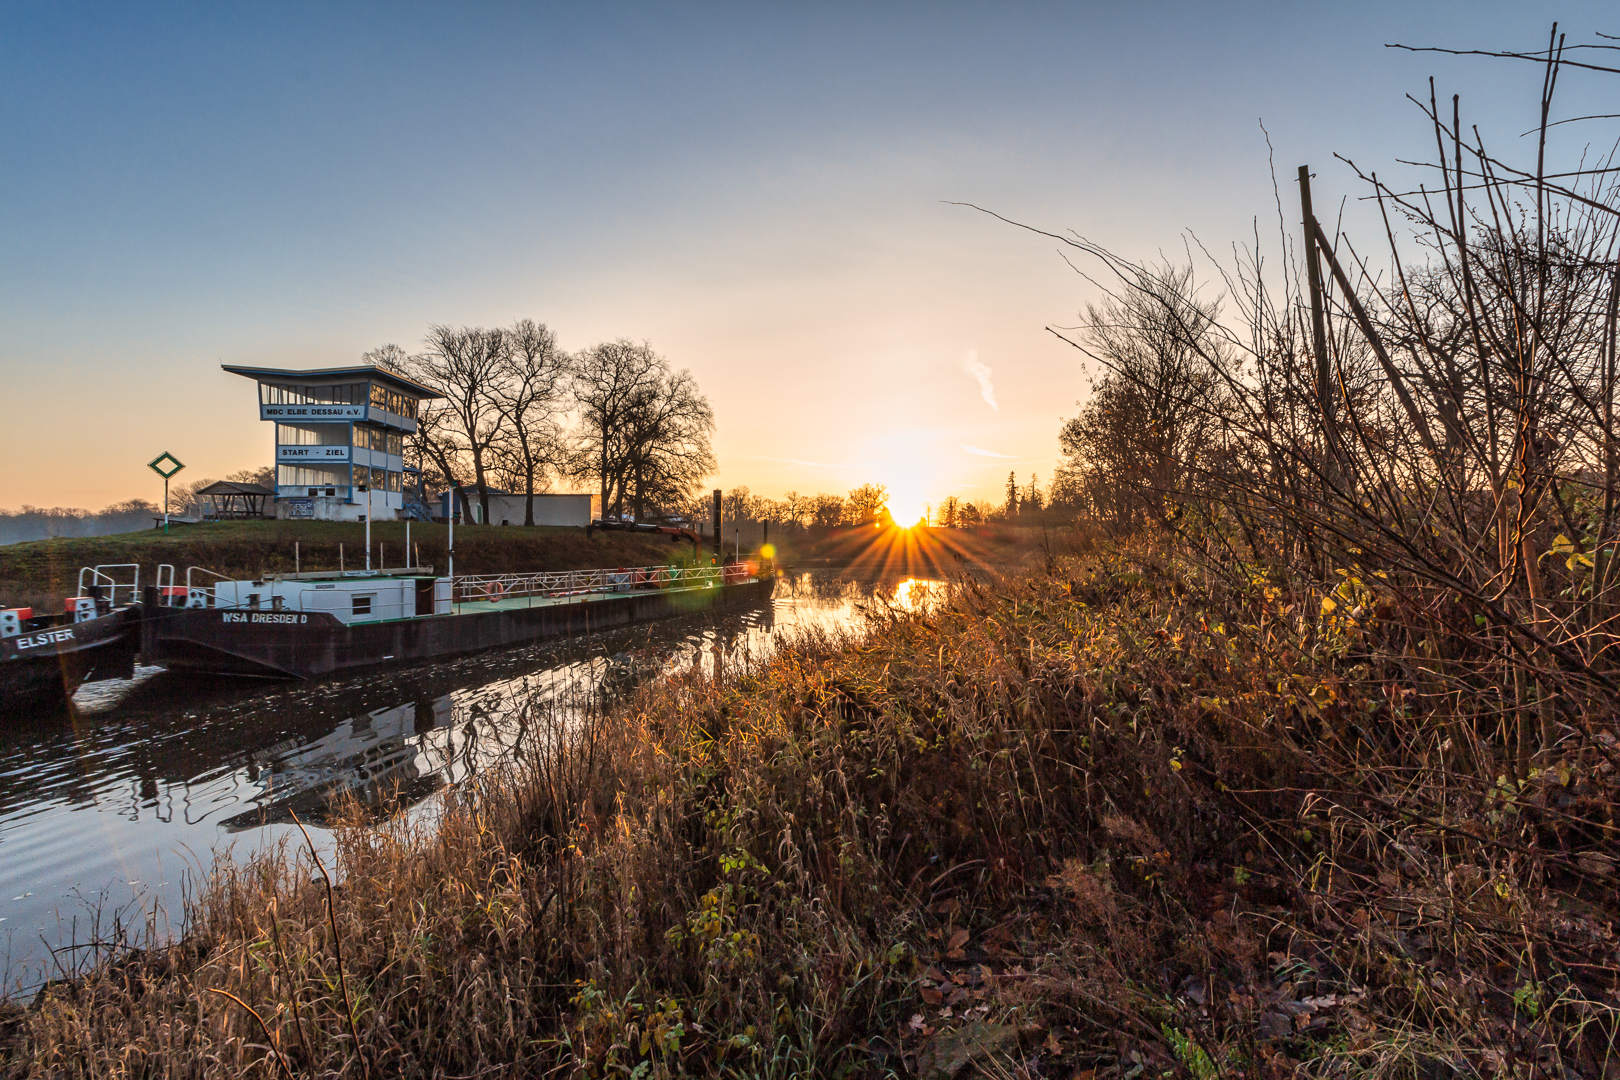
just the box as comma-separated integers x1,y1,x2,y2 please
0,570,943,995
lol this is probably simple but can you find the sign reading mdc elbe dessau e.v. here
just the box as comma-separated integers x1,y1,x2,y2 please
260,403,367,421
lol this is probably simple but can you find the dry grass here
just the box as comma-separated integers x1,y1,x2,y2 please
3,549,1617,1078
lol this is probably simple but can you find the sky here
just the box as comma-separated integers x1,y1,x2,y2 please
2,2,1614,524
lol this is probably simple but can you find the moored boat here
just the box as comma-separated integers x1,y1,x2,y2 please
0,600,141,712
140,561,775,680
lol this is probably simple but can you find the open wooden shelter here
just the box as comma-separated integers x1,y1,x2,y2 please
197,481,275,520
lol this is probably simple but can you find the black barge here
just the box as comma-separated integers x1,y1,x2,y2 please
139,562,775,680
0,604,140,710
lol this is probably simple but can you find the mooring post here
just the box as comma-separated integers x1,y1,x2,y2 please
140,585,159,661
712,489,722,560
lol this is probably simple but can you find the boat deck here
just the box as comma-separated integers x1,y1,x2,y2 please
446,580,729,616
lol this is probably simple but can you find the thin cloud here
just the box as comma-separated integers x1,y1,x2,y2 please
960,350,998,411
960,444,1015,458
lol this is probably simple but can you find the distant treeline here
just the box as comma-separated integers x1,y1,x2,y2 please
0,501,160,545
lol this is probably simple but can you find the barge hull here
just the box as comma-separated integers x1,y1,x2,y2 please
0,609,140,712
142,577,776,679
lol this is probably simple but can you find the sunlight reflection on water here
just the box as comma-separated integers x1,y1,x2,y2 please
891,576,946,612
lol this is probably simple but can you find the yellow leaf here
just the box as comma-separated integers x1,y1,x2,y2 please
1320,596,1338,615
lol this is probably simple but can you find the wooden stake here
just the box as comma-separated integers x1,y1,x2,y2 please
1298,165,1335,438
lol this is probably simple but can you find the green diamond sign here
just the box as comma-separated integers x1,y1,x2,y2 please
148,452,185,479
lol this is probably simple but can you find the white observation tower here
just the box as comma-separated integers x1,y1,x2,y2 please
222,363,440,523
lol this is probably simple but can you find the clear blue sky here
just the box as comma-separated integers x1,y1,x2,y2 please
1,2,1609,517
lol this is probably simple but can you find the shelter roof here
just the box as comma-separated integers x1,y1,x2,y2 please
221,364,440,399
196,481,276,497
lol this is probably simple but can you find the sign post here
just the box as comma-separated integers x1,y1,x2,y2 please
147,452,186,535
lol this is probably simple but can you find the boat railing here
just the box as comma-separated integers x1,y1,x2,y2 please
449,563,746,605
77,564,140,608
185,565,235,593
138,561,755,619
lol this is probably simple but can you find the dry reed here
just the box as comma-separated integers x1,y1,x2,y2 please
2,549,1614,1078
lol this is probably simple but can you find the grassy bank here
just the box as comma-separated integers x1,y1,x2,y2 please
5,549,1617,1077
0,521,685,610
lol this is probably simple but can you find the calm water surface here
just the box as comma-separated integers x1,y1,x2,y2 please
0,570,942,993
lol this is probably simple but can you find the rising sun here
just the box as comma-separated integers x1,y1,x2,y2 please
887,493,928,529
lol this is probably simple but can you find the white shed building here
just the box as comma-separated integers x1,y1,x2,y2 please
436,491,592,527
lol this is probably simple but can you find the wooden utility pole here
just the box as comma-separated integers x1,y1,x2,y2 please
1299,166,1336,440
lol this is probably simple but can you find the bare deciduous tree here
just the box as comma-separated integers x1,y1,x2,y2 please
779,491,806,527
405,396,471,520
494,319,570,525
408,326,508,525
808,493,845,528
622,367,716,522
1053,262,1237,532
227,466,277,489
845,483,890,525
570,340,714,521
361,327,715,530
